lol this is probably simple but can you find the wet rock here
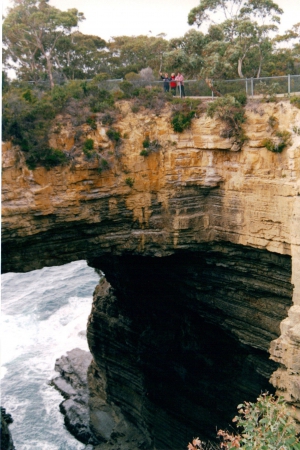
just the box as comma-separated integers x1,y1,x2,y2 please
52,348,99,445
1,407,15,450
52,348,152,449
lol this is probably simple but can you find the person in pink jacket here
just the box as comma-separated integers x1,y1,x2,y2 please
175,72,185,98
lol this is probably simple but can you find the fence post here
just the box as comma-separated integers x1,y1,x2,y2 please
245,78,248,96
288,74,291,95
251,77,254,97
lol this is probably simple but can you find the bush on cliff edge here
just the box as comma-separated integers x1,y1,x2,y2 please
188,394,300,450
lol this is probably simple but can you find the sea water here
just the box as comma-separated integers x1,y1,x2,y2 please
1,260,100,450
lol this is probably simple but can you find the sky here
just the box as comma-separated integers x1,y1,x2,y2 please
2,0,300,42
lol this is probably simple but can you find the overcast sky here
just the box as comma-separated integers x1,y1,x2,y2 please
2,0,300,41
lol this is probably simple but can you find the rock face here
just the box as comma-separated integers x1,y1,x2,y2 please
87,246,292,447
2,100,300,445
52,348,150,448
52,348,98,445
0,408,15,450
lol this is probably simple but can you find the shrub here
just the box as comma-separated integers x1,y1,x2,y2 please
140,137,161,156
125,177,134,187
98,158,109,172
232,92,247,106
170,98,201,133
207,95,247,149
291,96,300,109
256,81,279,102
262,130,292,153
119,80,135,98
106,128,121,143
26,148,68,170
268,115,278,129
188,394,300,450
102,113,115,126
171,110,196,132
218,394,300,450
293,126,300,135
131,104,140,113
89,89,114,113
86,116,97,129
83,139,95,158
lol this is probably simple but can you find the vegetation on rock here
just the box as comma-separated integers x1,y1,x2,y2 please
207,95,248,147
262,130,292,153
188,394,300,450
140,137,161,156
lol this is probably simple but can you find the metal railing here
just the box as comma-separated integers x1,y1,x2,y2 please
212,75,300,97
19,74,300,98
100,75,300,98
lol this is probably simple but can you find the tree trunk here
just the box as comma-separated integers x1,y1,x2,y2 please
256,51,263,78
238,57,244,78
205,78,222,97
46,56,55,89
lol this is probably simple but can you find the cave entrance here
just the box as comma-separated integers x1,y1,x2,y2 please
88,243,293,448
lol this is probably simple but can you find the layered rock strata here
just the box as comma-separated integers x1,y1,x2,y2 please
87,245,292,448
52,348,150,448
2,100,300,442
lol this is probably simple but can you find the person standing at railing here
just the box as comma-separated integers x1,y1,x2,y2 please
159,72,171,92
170,73,177,96
175,72,185,97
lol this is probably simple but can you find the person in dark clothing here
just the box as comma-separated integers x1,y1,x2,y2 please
159,72,170,92
170,73,177,96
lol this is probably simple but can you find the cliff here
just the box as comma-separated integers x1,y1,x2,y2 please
2,99,300,446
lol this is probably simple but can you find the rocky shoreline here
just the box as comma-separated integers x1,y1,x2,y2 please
1,407,15,450
52,348,150,449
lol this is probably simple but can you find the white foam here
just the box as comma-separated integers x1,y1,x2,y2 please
1,260,100,450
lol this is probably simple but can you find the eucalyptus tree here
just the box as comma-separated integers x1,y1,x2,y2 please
54,32,107,80
164,29,206,77
2,0,85,87
188,0,283,80
106,35,168,78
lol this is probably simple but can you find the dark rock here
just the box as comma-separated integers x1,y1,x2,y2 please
52,348,152,449
87,244,292,449
1,407,15,450
52,348,99,445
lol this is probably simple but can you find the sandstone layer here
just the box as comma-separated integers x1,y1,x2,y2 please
2,99,300,445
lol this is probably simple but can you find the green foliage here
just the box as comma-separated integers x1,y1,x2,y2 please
170,98,200,132
101,113,115,126
268,115,278,129
119,80,135,98
2,79,117,169
207,95,247,147
106,128,121,143
219,394,300,450
171,110,196,132
262,130,292,153
2,0,85,87
293,126,300,135
98,158,109,172
187,0,284,81
82,138,96,158
88,88,115,113
86,116,97,129
232,92,247,106
26,148,68,170
83,139,94,151
256,81,280,102
140,137,161,156
291,96,300,109
125,177,135,187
